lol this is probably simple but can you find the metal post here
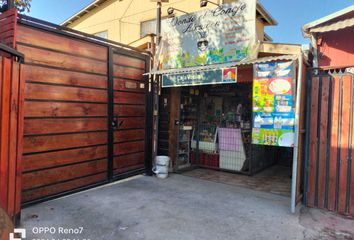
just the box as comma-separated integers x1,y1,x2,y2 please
291,54,303,213
152,1,162,165
156,1,162,45
107,47,114,182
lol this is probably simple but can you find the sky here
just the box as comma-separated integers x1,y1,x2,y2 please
28,0,354,45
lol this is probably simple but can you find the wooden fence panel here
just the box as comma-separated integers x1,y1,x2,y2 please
18,24,110,204
0,57,24,222
307,76,319,207
306,74,354,217
317,77,330,209
328,76,340,211
338,76,351,214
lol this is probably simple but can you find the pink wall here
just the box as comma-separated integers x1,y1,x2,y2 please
317,27,354,69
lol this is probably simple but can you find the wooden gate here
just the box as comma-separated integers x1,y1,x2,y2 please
305,73,354,216
0,54,24,223
0,11,152,206
110,48,148,178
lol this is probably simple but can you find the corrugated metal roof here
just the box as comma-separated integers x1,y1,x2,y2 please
145,55,298,75
303,5,354,35
310,17,354,33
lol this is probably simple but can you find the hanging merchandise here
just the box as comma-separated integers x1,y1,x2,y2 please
252,61,296,147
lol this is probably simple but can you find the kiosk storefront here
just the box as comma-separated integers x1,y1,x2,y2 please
152,1,305,212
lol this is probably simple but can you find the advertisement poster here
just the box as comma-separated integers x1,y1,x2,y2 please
222,68,237,82
162,68,237,87
252,61,296,147
160,1,256,69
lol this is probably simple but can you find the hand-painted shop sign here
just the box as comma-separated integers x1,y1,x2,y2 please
162,68,237,87
252,61,296,147
160,0,256,69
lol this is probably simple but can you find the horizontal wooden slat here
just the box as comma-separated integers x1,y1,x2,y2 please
113,78,145,92
22,173,106,203
17,44,107,75
24,101,107,118
0,8,17,19
113,152,145,170
113,65,144,80
158,140,169,149
159,122,169,131
0,38,14,48
114,129,145,143
0,30,14,40
24,118,107,135
114,141,144,156
116,117,145,130
159,113,169,122
113,164,145,175
114,105,145,117
157,149,169,156
159,131,169,140
0,22,14,34
17,25,107,61
114,91,145,104
23,145,107,172
23,64,107,89
23,132,107,154
25,83,107,103
22,159,107,190
113,54,145,69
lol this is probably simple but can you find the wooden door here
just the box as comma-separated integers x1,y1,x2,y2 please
111,48,150,178
305,74,354,216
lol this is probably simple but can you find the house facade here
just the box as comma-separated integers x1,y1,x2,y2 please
303,5,354,70
62,0,276,48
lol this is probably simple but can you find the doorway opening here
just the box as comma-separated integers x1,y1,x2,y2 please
160,83,293,197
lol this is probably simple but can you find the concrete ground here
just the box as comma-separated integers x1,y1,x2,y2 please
21,174,354,240
183,166,292,196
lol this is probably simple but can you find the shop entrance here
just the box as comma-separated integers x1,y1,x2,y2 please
159,83,293,197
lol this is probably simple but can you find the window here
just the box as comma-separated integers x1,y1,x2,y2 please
94,30,108,39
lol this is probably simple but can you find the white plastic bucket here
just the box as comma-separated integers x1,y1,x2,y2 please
153,156,170,179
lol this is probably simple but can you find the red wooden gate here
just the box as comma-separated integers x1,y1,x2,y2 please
16,16,152,205
0,9,152,210
0,54,24,223
306,74,354,216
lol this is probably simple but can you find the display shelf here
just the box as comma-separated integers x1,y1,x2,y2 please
176,125,193,169
191,124,218,152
